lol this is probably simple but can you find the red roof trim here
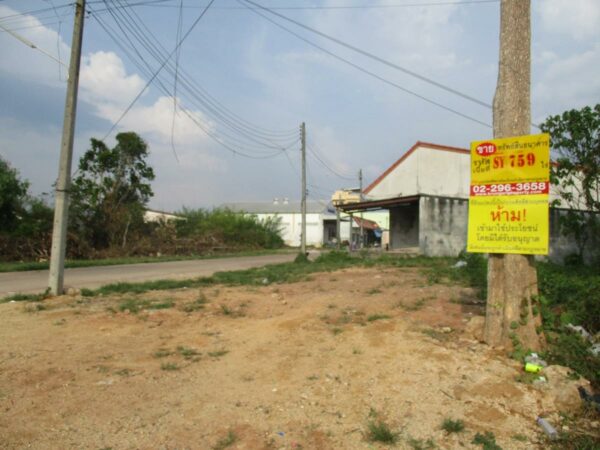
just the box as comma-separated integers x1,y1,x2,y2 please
363,141,469,194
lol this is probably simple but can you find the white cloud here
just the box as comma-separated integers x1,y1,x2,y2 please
0,6,70,87
533,43,600,119
311,0,462,72
537,0,600,40
79,51,145,107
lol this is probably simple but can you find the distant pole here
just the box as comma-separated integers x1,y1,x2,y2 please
300,122,307,255
359,169,364,249
348,212,353,251
48,0,86,296
335,207,341,250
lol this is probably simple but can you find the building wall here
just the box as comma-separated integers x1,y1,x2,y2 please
389,204,419,248
419,196,469,257
367,146,471,200
255,213,324,247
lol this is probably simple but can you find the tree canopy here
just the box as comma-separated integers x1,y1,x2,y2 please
541,104,600,260
0,157,29,232
70,132,155,249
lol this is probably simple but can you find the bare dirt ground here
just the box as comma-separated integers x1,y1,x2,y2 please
0,266,592,449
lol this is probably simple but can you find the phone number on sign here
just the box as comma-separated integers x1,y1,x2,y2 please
470,181,549,196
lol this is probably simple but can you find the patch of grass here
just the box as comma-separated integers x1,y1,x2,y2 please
407,437,437,450
181,293,208,312
472,431,502,450
402,298,428,311
352,348,362,355
331,327,343,335
366,288,382,295
514,372,543,384
212,431,237,450
421,328,449,342
441,418,464,433
367,313,391,322
366,420,399,444
23,303,47,313
208,349,229,358
153,348,172,358
118,298,151,314
511,434,527,442
118,297,174,314
114,368,131,377
177,346,201,360
53,318,66,326
2,288,51,303
160,362,179,371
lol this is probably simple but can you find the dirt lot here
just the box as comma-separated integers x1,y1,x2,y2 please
0,266,591,449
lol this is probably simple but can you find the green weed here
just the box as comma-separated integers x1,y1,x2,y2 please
441,418,464,433
153,349,172,358
208,350,229,358
367,313,391,322
212,431,237,450
160,362,179,371
366,420,399,444
407,437,437,450
472,431,502,450
177,346,201,360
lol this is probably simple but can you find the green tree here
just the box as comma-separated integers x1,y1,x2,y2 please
0,157,29,232
541,104,600,261
70,132,155,250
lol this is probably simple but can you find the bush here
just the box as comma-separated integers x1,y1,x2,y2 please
176,208,284,250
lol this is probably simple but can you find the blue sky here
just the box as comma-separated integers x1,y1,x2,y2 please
0,0,599,211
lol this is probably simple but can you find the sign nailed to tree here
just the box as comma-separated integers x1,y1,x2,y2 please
467,133,550,255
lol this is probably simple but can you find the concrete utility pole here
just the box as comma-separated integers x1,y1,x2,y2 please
300,122,307,255
359,169,364,249
335,208,341,250
48,0,86,296
485,0,542,351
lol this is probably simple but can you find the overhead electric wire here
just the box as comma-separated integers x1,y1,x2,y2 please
170,0,183,162
240,1,491,128
115,0,499,10
90,5,296,159
107,0,298,139
97,0,296,149
99,0,217,140
307,143,355,181
98,3,299,155
241,0,493,111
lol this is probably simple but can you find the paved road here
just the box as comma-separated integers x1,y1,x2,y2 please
0,254,297,297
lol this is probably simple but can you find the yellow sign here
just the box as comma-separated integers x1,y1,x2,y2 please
467,195,549,254
467,134,550,255
471,133,550,184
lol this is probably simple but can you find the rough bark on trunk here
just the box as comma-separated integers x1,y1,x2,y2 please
485,0,543,352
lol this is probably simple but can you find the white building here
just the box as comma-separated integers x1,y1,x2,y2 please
222,199,340,247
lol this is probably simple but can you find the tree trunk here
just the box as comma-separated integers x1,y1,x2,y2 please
485,0,544,352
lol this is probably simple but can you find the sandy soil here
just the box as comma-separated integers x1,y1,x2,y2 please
0,266,591,449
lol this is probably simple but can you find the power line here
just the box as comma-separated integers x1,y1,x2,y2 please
307,143,355,181
241,0,493,111
100,0,216,140
241,1,491,128
114,0,499,10
93,0,300,154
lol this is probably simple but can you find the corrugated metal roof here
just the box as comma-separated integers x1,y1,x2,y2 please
221,200,335,215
